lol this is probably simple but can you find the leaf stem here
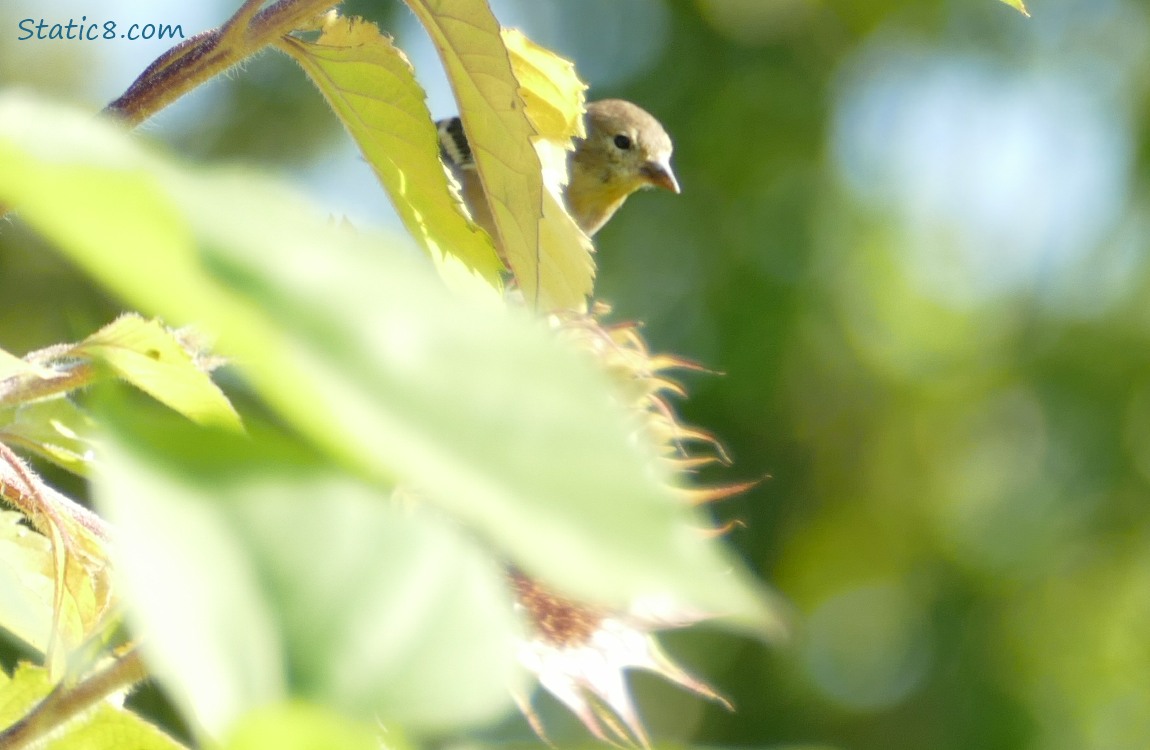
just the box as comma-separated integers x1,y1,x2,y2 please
0,444,112,542
0,647,148,750
104,0,337,126
0,361,96,411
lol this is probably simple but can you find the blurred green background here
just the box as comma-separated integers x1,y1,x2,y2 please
4,0,1150,747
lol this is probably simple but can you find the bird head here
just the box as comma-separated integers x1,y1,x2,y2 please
575,99,679,195
566,99,679,235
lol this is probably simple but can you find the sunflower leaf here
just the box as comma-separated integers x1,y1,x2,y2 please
280,14,505,292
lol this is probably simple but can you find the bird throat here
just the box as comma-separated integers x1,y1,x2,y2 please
564,171,633,237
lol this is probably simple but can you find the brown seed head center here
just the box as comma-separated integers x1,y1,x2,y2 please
510,569,604,647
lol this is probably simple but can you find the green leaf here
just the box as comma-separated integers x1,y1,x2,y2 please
0,94,782,639
0,663,53,731
91,427,287,739
279,15,505,292
71,314,241,432
502,28,597,314
0,344,71,409
0,397,97,476
92,401,521,737
502,28,587,143
400,0,560,307
0,511,54,655
0,347,43,381
43,701,188,750
0,662,186,750
0,458,114,674
998,0,1030,15
222,703,386,750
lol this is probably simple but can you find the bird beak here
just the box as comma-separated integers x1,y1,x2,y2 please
641,158,680,194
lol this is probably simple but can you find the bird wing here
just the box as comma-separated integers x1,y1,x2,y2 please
436,117,475,171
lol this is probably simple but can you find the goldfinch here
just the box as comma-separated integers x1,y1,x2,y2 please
438,99,679,240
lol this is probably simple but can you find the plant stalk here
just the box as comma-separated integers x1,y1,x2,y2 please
105,0,337,126
0,647,148,750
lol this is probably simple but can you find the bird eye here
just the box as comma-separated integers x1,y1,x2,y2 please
613,134,633,150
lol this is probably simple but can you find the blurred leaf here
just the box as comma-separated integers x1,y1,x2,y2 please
279,14,506,291
0,662,186,750
232,483,522,729
401,0,563,307
453,744,731,750
997,0,1030,16
71,314,241,433
92,426,286,738
222,703,385,750
0,93,781,639
92,402,521,736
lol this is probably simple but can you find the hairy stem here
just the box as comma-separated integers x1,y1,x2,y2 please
104,0,337,126
0,361,96,411
0,647,148,750
0,444,112,541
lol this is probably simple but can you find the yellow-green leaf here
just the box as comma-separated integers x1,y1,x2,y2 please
503,28,596,310
0,662,51,729
0,511,55,655
0,347,39,382
0,346,62,406
279,15,505,291
44,701,187,750
502,28,587,143
538,189,595,308
71,315,241,432
402,0,551,305
0,456,114,676
44,498,113,675
223,703,382,750
998,0,1030,16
